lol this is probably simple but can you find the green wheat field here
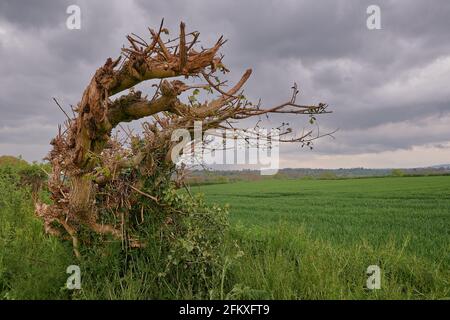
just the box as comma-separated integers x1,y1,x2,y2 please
1,172,449,299
192,176,450,299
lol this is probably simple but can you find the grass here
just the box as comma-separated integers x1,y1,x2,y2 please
0,167,73,299
1,167,449,299
193,176,450,299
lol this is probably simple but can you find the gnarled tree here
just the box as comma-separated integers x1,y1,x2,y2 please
35,21,331,258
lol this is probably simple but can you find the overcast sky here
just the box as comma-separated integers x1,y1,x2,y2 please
0,0,449,168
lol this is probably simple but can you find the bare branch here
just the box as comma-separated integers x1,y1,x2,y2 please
179,22,187,71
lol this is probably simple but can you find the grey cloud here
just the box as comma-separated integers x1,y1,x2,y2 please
0,0,69,29
0,0,449,165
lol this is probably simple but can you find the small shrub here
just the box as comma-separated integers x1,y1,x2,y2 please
391,169,405,177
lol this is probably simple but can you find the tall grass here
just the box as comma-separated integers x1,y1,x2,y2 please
0,166,73,299
222,224,449,299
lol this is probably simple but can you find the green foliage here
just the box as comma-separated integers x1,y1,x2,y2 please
142,187,230,297
0,165,73,299
70,187,230,299
0,157,49,198
138,168,230,292
0,155,28,167
273,172,289,180
159,194,229,279
391,169,405,177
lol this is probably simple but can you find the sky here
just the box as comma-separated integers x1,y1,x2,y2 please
0,0,449,169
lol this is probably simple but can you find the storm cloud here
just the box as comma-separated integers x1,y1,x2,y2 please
0,0,449,167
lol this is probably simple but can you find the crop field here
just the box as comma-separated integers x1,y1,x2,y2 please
192,176,450,299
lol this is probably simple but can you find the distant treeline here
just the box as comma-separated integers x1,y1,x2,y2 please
2,155,449,187
186,166,450,185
